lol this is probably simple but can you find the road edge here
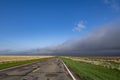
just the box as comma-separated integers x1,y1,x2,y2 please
62,60,76,80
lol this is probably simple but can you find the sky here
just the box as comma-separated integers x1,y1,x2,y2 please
0,0,120,55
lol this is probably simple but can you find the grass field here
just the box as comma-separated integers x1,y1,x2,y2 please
68,56,120,70
0,56,52,70
62,57,120,80
0,56,52,62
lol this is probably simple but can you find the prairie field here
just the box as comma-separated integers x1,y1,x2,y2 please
0,56,52,63
0,56,53,70
62,56,120,80
67,56,120,70
69,56,120,63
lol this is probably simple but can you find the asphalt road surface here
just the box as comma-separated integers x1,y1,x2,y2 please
0,58,79,80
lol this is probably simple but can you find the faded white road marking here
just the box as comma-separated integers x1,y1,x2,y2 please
32,68,40,72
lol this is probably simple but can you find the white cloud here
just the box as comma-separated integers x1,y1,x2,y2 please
72,21,86,32
103,0,120,11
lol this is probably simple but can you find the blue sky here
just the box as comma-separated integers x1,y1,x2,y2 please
0,0,120,51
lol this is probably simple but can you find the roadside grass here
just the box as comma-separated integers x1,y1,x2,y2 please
69,57,120,70
62,58,120,80
0,58,49,70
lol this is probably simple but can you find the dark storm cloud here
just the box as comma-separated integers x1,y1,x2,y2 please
1,20,120,56
38,20,120,56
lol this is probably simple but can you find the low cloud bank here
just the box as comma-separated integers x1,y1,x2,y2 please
35,20,120,56
1,20,120,56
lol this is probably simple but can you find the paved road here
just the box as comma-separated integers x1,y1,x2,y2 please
0,58,79,80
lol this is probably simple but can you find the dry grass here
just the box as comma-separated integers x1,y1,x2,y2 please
66,56,120,70
68,56,120,63
0,56,53,63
